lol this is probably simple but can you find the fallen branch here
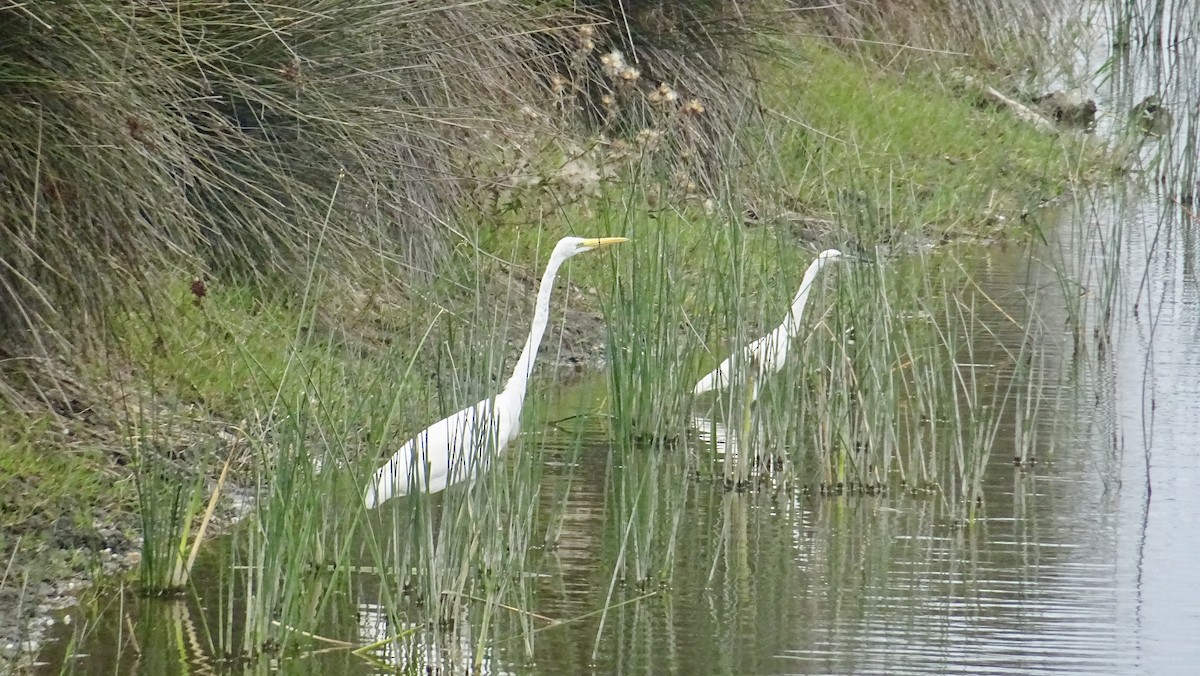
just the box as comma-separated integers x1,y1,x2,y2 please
954,73,1058,133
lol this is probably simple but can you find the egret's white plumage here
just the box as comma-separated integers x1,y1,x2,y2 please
692,249,843,400
364,236,627,509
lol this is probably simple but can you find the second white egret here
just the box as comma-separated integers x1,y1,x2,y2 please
692,249,844,401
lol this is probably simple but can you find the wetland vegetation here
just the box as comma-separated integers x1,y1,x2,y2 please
4,0,1196,673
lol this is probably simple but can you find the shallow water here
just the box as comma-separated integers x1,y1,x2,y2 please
32,227,1199,675
31,2,1200,674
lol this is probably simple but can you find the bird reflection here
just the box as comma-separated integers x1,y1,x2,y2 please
357,602,505,674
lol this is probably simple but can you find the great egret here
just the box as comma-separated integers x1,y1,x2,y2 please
364,236,627,509
692,249,843,401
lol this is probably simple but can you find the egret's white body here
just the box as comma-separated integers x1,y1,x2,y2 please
364,236,627,509
692,249,843,400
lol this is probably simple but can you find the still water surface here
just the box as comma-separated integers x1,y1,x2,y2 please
34,217,1199,676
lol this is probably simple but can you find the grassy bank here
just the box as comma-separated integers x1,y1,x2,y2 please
0,11,1102,663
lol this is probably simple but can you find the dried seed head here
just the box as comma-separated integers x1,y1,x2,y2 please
683,98,705,116
646,185,660,207
600,50,626,78
635,129,661,148
651,83,678,105
577,25,596,54
619,67,640,82
279,59,301,82
190,278,207,306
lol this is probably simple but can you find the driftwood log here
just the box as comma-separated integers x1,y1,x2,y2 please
954,72,1058,133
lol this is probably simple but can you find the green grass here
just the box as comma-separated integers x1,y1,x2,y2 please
0,410,136,592
0,421,131,544
757,42,1098,238
110,280,396,422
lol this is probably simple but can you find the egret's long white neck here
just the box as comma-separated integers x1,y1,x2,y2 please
502,246,570,401
782,256,831,337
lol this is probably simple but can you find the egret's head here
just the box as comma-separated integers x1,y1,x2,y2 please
817,249,844,262
556,236,629,259
564,236,628,255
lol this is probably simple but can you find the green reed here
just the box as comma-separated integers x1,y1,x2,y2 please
110,264,427,664
601,196,698,451
131,435,213,596
122,357,232,596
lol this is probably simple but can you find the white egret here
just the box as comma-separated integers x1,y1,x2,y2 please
364,236,627,509
692,249,843,401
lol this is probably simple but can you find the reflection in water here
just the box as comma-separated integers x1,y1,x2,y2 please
513,361,1138,674
357,603,506,675
689,414,739,458
1046,1,1200,672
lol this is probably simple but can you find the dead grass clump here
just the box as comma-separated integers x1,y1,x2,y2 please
791,0,1055,64
536,1,774,196
0,1,569,365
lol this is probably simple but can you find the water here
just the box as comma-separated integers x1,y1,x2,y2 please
29,235,1194,674
29,1,1200,674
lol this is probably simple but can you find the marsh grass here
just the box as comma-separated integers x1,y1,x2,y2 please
0,0,591,353
688,248,1032,520
595,198,1051,594
1036,0,1197,370
94,258,434,656
21,3,1121,670
597,192,1051,523
606,32,1091,515
797,0,1059,65
130,437,213,595
603,195,699,450
42,468,996,675
601,177,1062,521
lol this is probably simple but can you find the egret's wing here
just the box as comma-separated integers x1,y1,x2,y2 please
694,331,782,397
364,397,514,508
364,434,412,509
442,399,502,489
